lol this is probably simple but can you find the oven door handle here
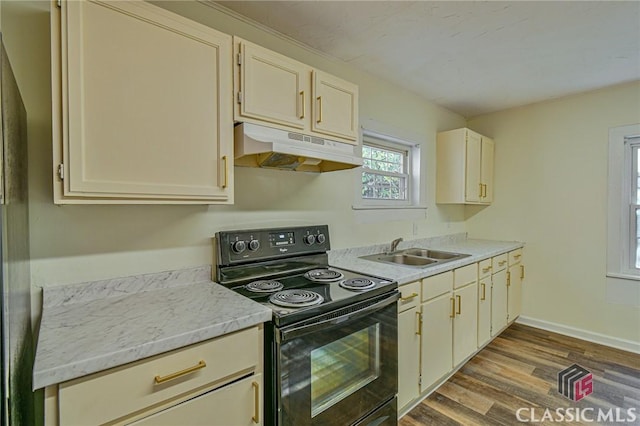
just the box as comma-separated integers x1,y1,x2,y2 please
278,291,400,342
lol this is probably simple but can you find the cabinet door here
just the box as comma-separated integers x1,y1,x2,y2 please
398,307,420,410
129,374,262,426
57,0,233,202
508,264,523,322
238,39,309,130
481,137,494,203
491,268,508,336
420,293,453,393
477,277,491,348
453,283,478,366
311,70,358,142
464,130,482,203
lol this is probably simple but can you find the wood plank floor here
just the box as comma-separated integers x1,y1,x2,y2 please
400,323,640,425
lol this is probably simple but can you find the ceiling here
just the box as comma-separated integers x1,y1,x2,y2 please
213,1,640,118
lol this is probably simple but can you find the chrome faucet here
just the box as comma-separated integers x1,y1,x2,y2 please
388,237,403,254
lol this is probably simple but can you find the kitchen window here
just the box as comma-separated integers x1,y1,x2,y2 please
355,129,422,209
607,124,640,280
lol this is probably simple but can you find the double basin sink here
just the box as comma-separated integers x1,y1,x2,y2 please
360,248,470,268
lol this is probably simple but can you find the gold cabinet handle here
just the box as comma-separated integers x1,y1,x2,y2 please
498,260,507,266
521,265,525,279
482,183,487,198
299,90,305,119
514,254,522,259
400,292,418,302
449,297,455,318
507,271,511,287
480,282,486,301
478,183,483,198
415,311,422,336
482,266,492,273
154,360,206,385
222,156,229,189
316,96,322,123
456,295,461,315
252,381,260,423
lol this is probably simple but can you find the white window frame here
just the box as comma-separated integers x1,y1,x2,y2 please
607,124,640,280
354,128,422,210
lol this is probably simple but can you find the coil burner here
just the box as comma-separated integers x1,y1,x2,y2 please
340,278,376,291
245,280,284,293
304,268,344,283
269,289,324,308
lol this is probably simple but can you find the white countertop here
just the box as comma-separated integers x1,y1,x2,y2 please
329,234,524,285
32,266,272,390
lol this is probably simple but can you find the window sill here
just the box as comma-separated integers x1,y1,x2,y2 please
351,204,428,211
606,272,640,282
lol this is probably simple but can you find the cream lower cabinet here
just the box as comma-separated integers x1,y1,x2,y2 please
397,281,421,410
507,249,524,322
234,38,358,144
45,326,263,426
477,258,492,347
52,0,234,204
419,265,477,394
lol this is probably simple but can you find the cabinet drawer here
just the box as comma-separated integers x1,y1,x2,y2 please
492,253,508,272
478,259,492,278
454,263,477,289
398,281,421,312
509,248,523,266
422,271,453,301
59,326,260,425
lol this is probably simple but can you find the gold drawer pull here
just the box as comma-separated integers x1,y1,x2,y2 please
316,96,323,123
498,260,507,266
456,295,462,315
222,156,229,189
252,381,260,423
482,266,492,273
400,292,418,302
514,254,522,259
154,360,206,385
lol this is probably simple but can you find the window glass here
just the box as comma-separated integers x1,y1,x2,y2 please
361,144,408,201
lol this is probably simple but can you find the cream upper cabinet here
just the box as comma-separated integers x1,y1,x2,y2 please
436,128,494,205
311,70,358,141
51,0,234,204
236,38,309,130
234,38,359,145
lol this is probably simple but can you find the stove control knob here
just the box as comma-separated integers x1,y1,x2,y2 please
316,233,326,244
304,234,316,245
231,240,246,254
248,239,260,251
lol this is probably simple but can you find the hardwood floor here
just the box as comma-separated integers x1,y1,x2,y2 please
400,323,640,425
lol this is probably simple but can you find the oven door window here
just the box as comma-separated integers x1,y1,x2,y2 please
277,298,397,426
310,324,380,417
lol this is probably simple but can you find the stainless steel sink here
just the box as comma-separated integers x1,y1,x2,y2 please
359,248,470,268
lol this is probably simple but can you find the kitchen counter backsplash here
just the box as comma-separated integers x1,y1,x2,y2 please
329,233,523,285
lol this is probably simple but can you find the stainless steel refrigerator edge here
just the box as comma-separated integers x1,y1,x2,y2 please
0,34,33,426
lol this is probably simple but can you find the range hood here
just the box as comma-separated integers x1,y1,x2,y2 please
234,123,362,172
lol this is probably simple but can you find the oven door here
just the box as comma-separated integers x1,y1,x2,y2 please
276,291,399,426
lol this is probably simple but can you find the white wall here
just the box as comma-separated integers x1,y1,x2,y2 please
467,81,640,345
1,2,467,321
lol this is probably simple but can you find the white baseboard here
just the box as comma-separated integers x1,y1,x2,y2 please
516,316,640,354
